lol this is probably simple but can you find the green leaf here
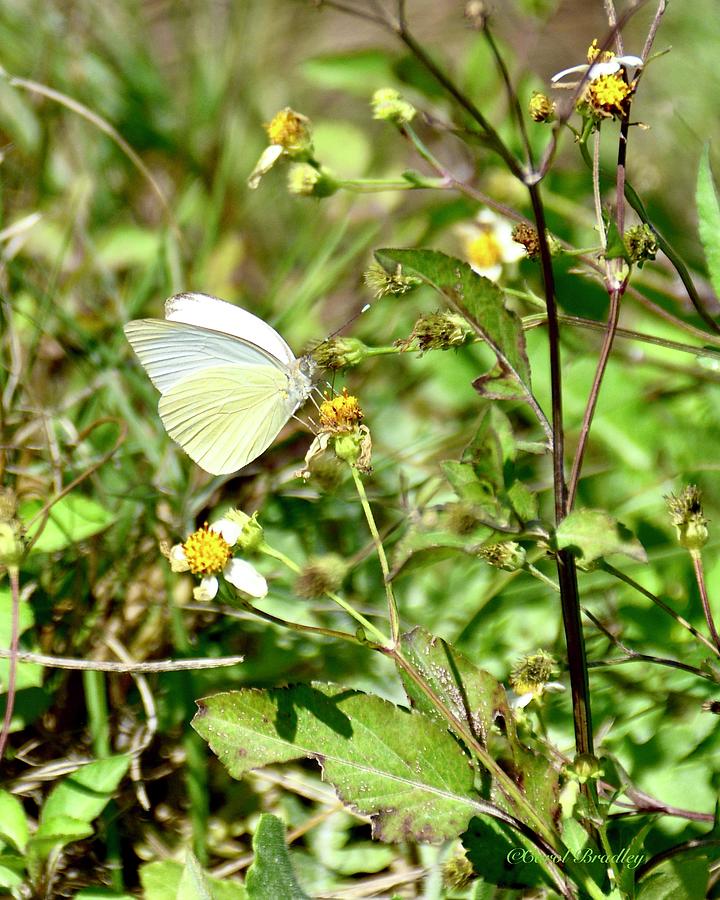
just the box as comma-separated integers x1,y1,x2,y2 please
0,791,29,852
140,861,246,900
192,683,483,843
302,50,396,95
636,852,711,899
555,509,647,565
177,852,213,900
20,494,114,554
389,518,492,579
696,145,720,298
399,627,511,747
39,755,130,841
27,815,94,862
374,249,534,405
0,855,25,890
246,814,309,900
462,816,551,890
605,219,631,262
75,891,135,900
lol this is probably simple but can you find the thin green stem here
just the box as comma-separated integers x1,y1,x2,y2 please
525,563,560,593
340,177,444,192
261,542,391,646
350,466,401,645
83,668,123,891
0,567,21,761
691,552,720,650
599,561,720,657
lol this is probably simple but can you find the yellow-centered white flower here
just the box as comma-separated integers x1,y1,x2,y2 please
170,518,268,602
456,209,525,281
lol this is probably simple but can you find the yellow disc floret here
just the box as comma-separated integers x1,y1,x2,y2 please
319,389,364,432
466,232,503,271
182,523,232,576
586,38,614,64
586,72,633,117
264,108,312,153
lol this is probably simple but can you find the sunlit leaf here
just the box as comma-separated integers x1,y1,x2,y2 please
555,509,647,564
246,814,309,900
696,145,720,299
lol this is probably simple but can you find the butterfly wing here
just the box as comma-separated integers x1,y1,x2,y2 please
157,364,297,475
123,319,283,394
165,292,296,364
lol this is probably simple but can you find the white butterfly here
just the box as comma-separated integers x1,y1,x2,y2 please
124,292,315,475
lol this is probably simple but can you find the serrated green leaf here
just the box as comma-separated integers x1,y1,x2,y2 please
39,755,130,833
0,791,29,852
20,494,114,553
246,814,309,900
140,860,246,900
555,509,647,564
696,145,720,299
27,815,94,861
374,249,535,407
399,627,511,748
192,683,484,843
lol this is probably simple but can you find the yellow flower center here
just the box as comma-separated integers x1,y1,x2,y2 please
182,524,231,576
586,38,614,64
265,108,310,151
319,390,364,432
466,232,503,270
587,73,632,114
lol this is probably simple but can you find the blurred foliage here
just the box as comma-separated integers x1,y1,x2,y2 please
1,0,720,897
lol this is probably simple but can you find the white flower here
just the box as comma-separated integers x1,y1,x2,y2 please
551,41,642,85
456,209,525,281
169,518,268,602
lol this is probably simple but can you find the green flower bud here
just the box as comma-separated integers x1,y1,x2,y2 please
294,554,348,599
625,223,658,268
0,521,24,569
400,312,472,354
442,853,474,889
287,163,339,198
223,509,264,553
479,541,526,571
370,88,416,125
311,337,369,370
568,752,604,784
364,262,421,299
666,485,708,555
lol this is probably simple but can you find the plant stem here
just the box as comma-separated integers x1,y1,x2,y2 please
350,466,401,645
83,668,123,891
0,566,21,760
599,561,720,657
528,182,594,757
691,552,720,650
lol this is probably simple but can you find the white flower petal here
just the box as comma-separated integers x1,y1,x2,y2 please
551,63,592,83
169,544,190,573
469,261,503,281
509,691,534,710
194,575,219,602
616,54,643,69
224,558,268,598
248,144,284,189
211,518,242,547
544,682,566,694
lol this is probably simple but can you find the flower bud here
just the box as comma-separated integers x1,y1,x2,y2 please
294,554,348,599
509,650,559,698
223,509,265,553
568,752,604,784
364,262,421,299
287,163,339,198
0,521,24,569
442,853,474,889
311,337,369,370
528,91,555,123
666,485,708,554
625,223,658,268
370,88,416,125
479,541,526,571
399,312,471,354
